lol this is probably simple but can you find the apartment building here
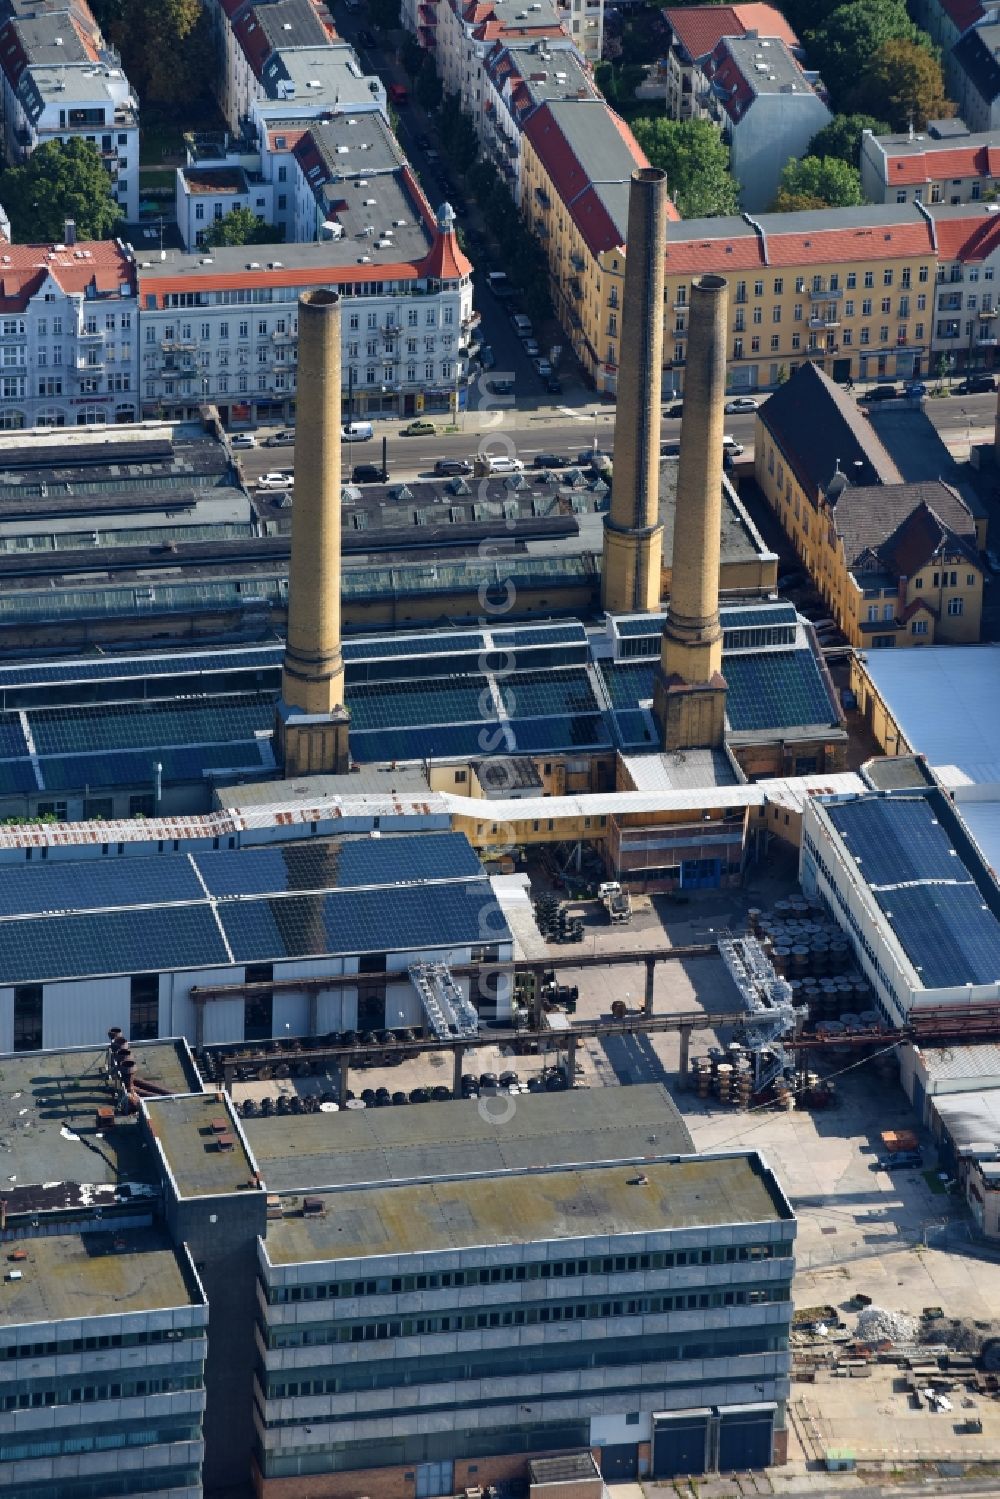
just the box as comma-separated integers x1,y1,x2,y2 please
700,34,830,211
754,362,984,648
175,163,276,250
930,203,1000,373
433,0,567,115
204,0,338,131
137,196,473,425
481,38,598,206
0,0,139,219
0,229,137,431
661,4,801,122
521,96,681,386
558,0,604,63
861,120,1000,206
952,22,1000,133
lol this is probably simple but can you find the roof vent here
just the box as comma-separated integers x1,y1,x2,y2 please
303,1196,324,1216
5,1270,22,1282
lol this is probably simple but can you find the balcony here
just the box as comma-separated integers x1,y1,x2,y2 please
977,335,999,346
808,316,840,329
271,330,295,344
672,298,687,311
74,359,105,372
461,310,481,329
78,327,105,340
937,294,963,312
569,252,586,273
569,279,583,301
807,285,844,300
534,186,550,209
161,338,197,352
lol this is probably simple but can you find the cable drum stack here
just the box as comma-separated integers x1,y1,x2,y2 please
749,901,877,1026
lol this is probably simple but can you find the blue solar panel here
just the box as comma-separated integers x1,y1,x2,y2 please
220,880,506,962
0,647,284,690
615,615,666,638
828,797,961,887
724,650,836,732
0,855,205,918
613,710,657,749
878,882,1000,989
194,833,482,897
599,661,655,710
0,903,229,983
346,677,495,732
0,760,38,795
496,669,599,719
29,695,275,756
720,603,797,629
491,624,587,648
348,723,500,762
38,741,270,792
341,632,485,661
505,714,613,752
0,716,28,758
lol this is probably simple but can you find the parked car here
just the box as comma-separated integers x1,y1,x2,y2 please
722,436,744,457
660,439,681,460
434,457,473,476
860,385,900,403
904,381,927,399
402,419,437,436
664,401,684,418
478,454,524,474
256,471,294,489
532,452,570,468
265,428,296,447
342,421,373,442
480,344,495,369
522,338,540,358
724,396,758,414
351,463,386,483
956,374,997,394
491,378,515,396
535,358,552,377
661,385,680,403
578,448,612,473
230,432,257,448
545,375,563,394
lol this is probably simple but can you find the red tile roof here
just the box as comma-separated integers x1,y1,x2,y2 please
934,211,1000,262
234,9,273,80
664,233,763,274
886,143,1000,184
665,2,798,62
138,259,427,309
765,221,935,267
0,239,135,313
419,225,472,280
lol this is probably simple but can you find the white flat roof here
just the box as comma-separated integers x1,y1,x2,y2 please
860,644,1000,787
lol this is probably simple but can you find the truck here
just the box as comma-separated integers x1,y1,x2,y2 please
598,880,631,925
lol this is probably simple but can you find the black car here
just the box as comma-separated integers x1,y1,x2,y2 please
665,402,684,418
545,375,563,394
956,375,997,394
859,385,900,402
352,462,386,483
434,457,473,476
532,452,570,468
358,27,376,47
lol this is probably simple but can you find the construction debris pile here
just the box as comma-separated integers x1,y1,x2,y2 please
855,1306,918,1345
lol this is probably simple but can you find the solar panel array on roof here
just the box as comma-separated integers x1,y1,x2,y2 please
612,710,657,749
721,603,798,630
0,716,28,758
35,741,270,792
0,761,38,795
496,669,599,719
491,624,588,648
881,883,1000,989
0,833,500,982
218,881,501,964
346,677,494,732
29,695,275,756
0,647,284,691
599,661,655,710
827,796,959,887
348,723,498,763
725,650,836,732
506,715,613,752
341,632,485,661
616,616,665,638
193,833,482,897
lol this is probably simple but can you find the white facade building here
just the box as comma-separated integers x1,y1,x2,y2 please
0,231,137,431
175,163,276,252
0,1,139,220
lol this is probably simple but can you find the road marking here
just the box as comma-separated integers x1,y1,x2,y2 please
557,405,597,422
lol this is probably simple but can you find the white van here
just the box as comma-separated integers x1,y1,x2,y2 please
342,421,373,442
512,313,533,338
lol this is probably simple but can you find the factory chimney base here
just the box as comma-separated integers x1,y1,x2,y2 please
653,667,728,751
275,703,351,777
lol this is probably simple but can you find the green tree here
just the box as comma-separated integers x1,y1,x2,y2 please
401,35,425,82
770,155,864,210
806,0,922,102
631,117,739,217
203,207,282,248
92,0,211,105
808,112,891,166
439,93,478,173
415,58,443,113
849,38,955,130
1,139,123,242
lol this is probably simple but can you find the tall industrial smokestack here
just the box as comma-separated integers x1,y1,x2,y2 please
602,167,667,614
275,288,350,776
652,273,729,750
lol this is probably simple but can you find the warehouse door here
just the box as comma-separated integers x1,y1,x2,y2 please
680,857,721,889
600,1443,638,1480
415,1462,454,1497
718,1406,774,1471
652,1412,709,1477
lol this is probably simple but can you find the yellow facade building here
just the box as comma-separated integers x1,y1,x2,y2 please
755,362,985,648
